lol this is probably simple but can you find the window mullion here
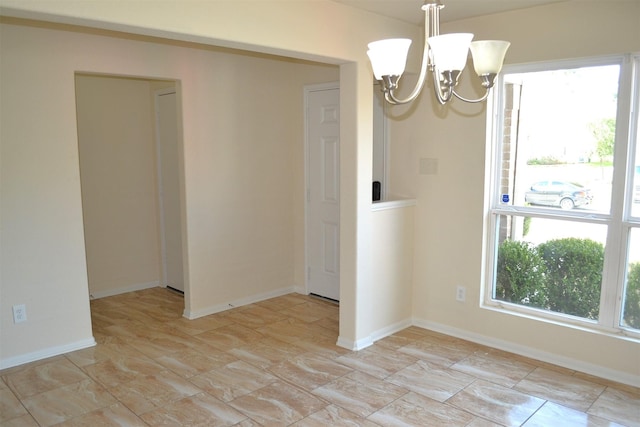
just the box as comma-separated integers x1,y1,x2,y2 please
599,56,633,329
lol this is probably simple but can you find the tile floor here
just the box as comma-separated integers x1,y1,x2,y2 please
1,287,639,426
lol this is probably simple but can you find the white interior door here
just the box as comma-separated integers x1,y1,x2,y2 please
306,85,340,301
156,89,184,292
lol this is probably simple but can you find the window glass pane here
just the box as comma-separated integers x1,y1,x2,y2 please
623,229,640,331
500,65,620,213
494,214,606,321
631,94,640,217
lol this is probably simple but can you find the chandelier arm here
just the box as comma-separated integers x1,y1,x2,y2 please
451,88,491,103
382,5,433,105
431,66,451,105
384,92,400,105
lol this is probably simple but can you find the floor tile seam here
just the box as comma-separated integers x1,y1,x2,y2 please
63,352,112,372
583,386,634,426
518,399,550,427
112,381,204,419
451,403,505,427
18,380,122,427
329,363,389,383
92,367,187,395
264,360,356,393
16,404,42,427
223,353,287,374
307,369,406,409
300,404,386,427
404,355,462,371
265,360,336,393
308,320,340,335
0,356,70,379
447,363,530,389
356,396,404,425
77,354,163,382
318,387,411,421
605,382,640,398
8,370,97,402
185,366,281,399
225,384,330,426
511,380,604,414
260,352,337,368
362,389,428,423
555,398,629,427
444,378,548,427
244,332,304,349
584,411,635,427
141,391,247,425
2,388,36,426
443,377,483,404
194,386,261,411
0,377,21,404
101,390,152,421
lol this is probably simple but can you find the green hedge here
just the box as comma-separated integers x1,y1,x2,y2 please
624,263,640,329
496,237,640,328
495,240,546,307
538,238,603,320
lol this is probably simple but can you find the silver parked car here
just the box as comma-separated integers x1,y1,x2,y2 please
525,180,593,209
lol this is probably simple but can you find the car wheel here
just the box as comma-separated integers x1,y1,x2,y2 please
560,198,574,210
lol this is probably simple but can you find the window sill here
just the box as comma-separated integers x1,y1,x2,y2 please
482,301,640,343
372,198,416,212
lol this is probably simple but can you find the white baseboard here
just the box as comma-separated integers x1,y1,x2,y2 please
292,285,307,295
336,318,412,351
183,286,297,319
89,281,160,300
413,318,640,389
0,337,96,370
370,318,413,343
336,335,374,351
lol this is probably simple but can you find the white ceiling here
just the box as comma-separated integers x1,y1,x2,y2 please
332,0,567,25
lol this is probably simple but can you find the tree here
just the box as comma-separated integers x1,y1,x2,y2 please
589,118,615,162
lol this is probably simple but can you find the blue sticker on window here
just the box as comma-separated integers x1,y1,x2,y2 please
502,194,510,203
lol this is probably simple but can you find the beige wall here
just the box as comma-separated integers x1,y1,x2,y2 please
0,17,348,365
76,75,163,297
370,204,415,338
0,0,418,358
388,0,640,384
2,0,638,386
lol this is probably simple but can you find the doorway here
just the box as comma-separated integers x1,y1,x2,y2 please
75,74,185,302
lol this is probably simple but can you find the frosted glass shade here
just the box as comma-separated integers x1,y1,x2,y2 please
427,33,474,71
469,40,511,75
367,38,412,80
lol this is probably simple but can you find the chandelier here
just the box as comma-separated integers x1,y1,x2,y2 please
367,0,510,105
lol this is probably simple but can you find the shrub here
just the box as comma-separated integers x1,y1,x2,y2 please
537,238,604,320
526,156,564,165
623,263,640,329
496,240,547,308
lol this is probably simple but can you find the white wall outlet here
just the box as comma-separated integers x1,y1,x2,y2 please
456,286,466,302
13,304,27,323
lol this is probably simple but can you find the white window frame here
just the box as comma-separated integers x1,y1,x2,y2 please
483,54,640,339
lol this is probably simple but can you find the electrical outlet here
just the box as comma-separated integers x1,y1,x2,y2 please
13,304,27,323
456,286,466,302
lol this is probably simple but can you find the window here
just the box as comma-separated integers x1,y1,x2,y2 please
486,55,640,337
